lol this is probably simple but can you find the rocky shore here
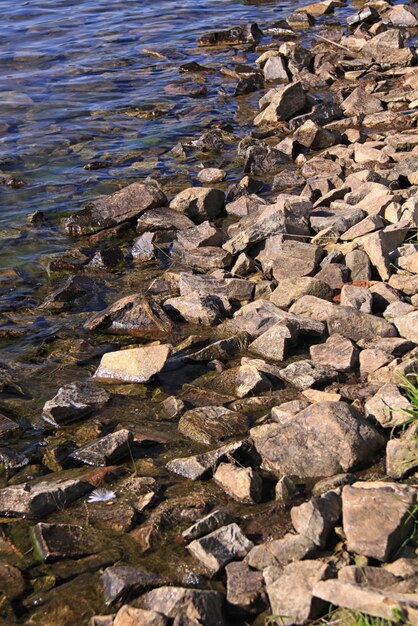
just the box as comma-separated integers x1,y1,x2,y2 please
1,1,418,625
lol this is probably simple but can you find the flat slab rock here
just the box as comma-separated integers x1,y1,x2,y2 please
70,429,134,466
187,522,253,574
42,381,109,424
251,401,385,481
93,345,171,383
178,406,250,445
31,522,100,561
182,508,233,542
139,586,224,626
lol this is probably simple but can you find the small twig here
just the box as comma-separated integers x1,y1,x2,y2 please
314,33,355,54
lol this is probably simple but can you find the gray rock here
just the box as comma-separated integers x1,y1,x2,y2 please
163,293,228,326
140,587,224,626
365,383,411,428
160,395,185,419
394,310,418,344
71,429,133,466
235,363,272,398
184,335,247,362
246,533,316,570
137,207,193,233
291,491,342,549
182,509,233,542
66,181,167,237
40,275,101,313
386,426,418,479
275,476,299,503
31,523,99,561
176,221,222,249
178,407,250,445
278,359,338,390
327,305,397,342
310,334,359,372
272,241,323,280
129,232,155,262
340,285,373,313
166,440,249,480
271,401,309,424
113,606,168,626
314,263,349,290
102,566,163,604
345,249,372,281
187,523,253,574
251,401,385,481
42,382,110,425
254,81,306,125
294,120,337,150
197,168,226,184
312,473,356,497
270,277,333,309
179,273,254,302
170,187,225,221
171,245,233,271
263,56,289,82
342,481,417,561
213,463,263,504
248,320,298,362
226,561,266,615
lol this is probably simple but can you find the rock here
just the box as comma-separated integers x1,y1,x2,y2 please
187,523,253,574
254,82,306,125
275,476,299,503
198,22,262,46
176,221,222,249
312,473,356,497
359,348,392,377
386,426,418,479
171,245,232,272
346,6,379,26
246,533,316,570
345,249,372,281
341,87,383,117
197,168,226,184
251,401,384,481
342,481,417,561
290,491,342,549
230,253,257,277
310,334,359,372
85,296,172,339
178,406,250,445
179,273,254,302
314,579,418,626
340,285,373,313
137,207,194,233
235,363,272,398
42,381,109,424
0,563,24,600
40,275,101,312
213,463,262,504
182,509,233,542
93,345,170,383
248,320,298,362
278,359,338,390
360,224,408,281
31,522,99,561
166,440,249,480
102,566,163,604
265,560,333,626
270,277,333,309
341,214,385,241
163,293,228,326
314,263,349,290
129,232,155,262
0,477,92,517
0,413,21,437
71,429,133,466
89,247,124,270
184,336,247,362
394,310,418,343
140,587,224,626
66,181,167,237
326,305,397,342
370,283,402,313
169,187,224,221
388,4,418,27
263,56,288,82
365,383,411,428
363,29,413,69
226,561,266,615
272,241,323,280
113,606,168,626
294,120,337,150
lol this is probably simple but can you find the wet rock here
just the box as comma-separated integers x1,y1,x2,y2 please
102,566,163,604
310,334,359,372
342,481,416,561
129,232,155,262
71,429,133,466
66,181,167,237
166,440,250,480
226,561,266,615
272,241,323,280
40,275,100,312
346,6,379,26
213,463,262,504
365,383,411,428
0,448,28,470
0,413,20,437
291,491,342,549
254,81,306,125
246,533,316,570
0,477,92,517
270,277,333,309
31,522,99,561
42,381,109,425
178,406,250,445
113,606,168,626
386,425,418,479
179,273,254,302
164,293,228,326
85,295,172,340
197,168,226,184
251,401,384,481
137,207,194,233
182,509,233,542
140,587,224,626
265,560,333,626
88,501,137,532
248,320,298,362
198,22,262,47
169,187,224,221
93,345,171,383
89,247,124,270
0,563,24,600
278,359,338,390
187,523,253,574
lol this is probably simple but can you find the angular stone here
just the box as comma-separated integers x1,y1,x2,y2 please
278,359,338,390
184,335,247,362
248,320,298,362
341,87,383,117
235,363,272,398
226,560,266,615
178,406,250,445
273,241,323,280
214,463,262,504
394,310,418,343
31,523,98,561
42,382,109,425
198,22,262,46
363,30,413,69
187,523,253,574
166,440,248,480
171,245,232,271
360,348,392,377
179,273,254,302
265,560,333,626
197,168,226,184
386,426,418,479
340,285,373,313
0,413,20,437
0,477,92,517
251,401,384,481
85,296,172,339
102,566,163,604
345,249,372,282
254,81,306,125
113,606,168,626
66,182,167,237
291,491,342,549
71,429,133,466
275,475,299,503
365,383,411,428
176,221,222,249
388,4,418,27
342,481,417,561
314,263,349,289
169,187,224,221
182,509,233,542
270,277,333,309
140,587,224,626
327,305,397,342
93,345,170,383
137,207,193,233
360,224,408,281
163,293,227,326
311,334,359,372
129,232,155,262
295,120,337,150
247,533,315,571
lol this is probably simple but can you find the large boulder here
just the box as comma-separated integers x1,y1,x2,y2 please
65,181,167,237
251,401,385,481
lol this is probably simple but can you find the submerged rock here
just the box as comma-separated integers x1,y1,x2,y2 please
102,565,163,604
40,275,101,312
